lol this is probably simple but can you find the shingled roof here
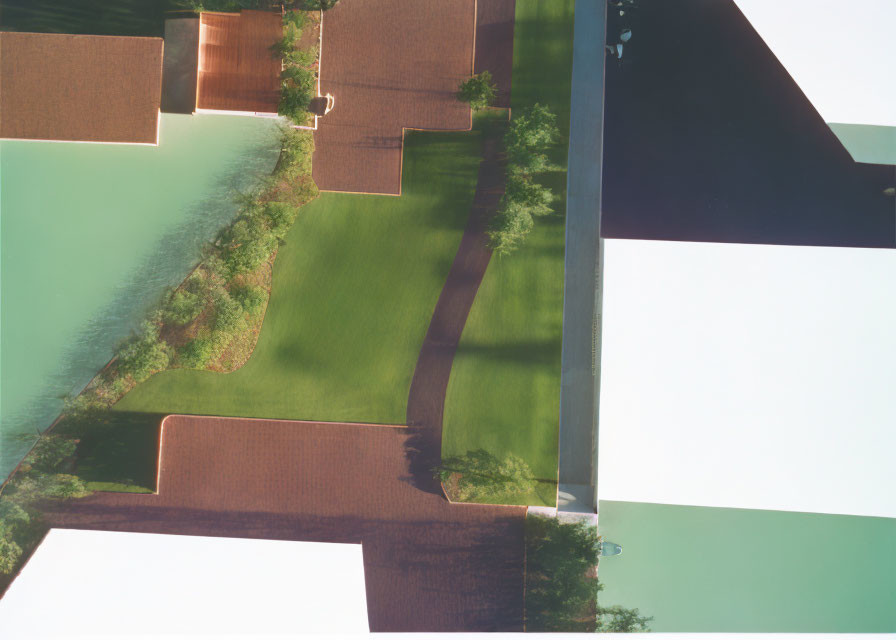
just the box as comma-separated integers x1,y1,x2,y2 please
0,32,163,144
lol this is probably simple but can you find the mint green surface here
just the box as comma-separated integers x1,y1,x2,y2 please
0,114,281,477
827,122,896,165
597,500,896,632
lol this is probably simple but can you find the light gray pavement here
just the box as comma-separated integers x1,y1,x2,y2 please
557,0,606,514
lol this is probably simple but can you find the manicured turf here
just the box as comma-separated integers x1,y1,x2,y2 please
442,0,575,506
115,123,485,423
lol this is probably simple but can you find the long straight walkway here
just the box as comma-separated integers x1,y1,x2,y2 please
557,0,606,514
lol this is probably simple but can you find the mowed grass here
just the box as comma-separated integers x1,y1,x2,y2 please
115,123,486,423
442,0,575,506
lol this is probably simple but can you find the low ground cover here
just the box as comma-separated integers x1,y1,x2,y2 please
114,118,489,423
441,0,575,506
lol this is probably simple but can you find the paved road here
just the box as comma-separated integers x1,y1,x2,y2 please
557,0,606,514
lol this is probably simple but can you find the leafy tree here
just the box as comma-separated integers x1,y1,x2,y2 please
263,201,299,240
597,605,653,632
213,292,247,334
163,289,204,326
279,73,317,124
179,337,216,369
505,103,559,155
457,71,497,111
25,435,77,474
435,449,535,503
525,516,652,632
222,217,278,275
40,474,90,499
0,533,22,574
118,321,170,382
232,284,267,316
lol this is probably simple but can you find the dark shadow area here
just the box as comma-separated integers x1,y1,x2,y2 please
601,0,896,247
57,411,164,491
161,17,199,114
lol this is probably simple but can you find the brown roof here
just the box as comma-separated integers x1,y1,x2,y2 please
0,32,163,144
42,416,526,631
312,0,476,195
196,10,282,113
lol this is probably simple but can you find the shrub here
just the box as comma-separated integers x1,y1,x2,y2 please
25,435,77,474
40,474,90,499
0,534,22,574
232,284,267,316
435,449,535,503
488,204,535,256
279,73,316,124
118,321,170,382
263,201,299,240
222,218,278,276
525,516,652,632
505,103,559,156
457,71,497,111
163,288,204,325
283,9,308,31
179,337,216,369
213,292,247,334
285,47,317,68
278,128,315,177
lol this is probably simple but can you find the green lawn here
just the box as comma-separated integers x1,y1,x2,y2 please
115,118,491,423
441,0,576,506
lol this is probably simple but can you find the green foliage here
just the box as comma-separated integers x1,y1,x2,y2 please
118,321,170,382
525,516,652,632
279,73,316,124
597,605,653,633
283,9,309,31
525,516,602,631
163,288,204,326
285,47,318,68
222,217,279,276
457,71,497,111
263,201,299,240
278,127,315,177
489,105,560,255
0,500,30,530
25,435,77,474
435,449,535,503
0,534,22,574
179,337,216,369
231,284,268,316
213,291,248,334
40,474,91,499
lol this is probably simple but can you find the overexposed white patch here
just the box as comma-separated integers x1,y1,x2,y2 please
598,239,896,518
0,529,369,637
734,0,896,127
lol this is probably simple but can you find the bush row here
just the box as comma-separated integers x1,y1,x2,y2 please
488,104,560,255
275,10,319,125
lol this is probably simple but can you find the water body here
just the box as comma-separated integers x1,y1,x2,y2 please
1,113,281,478
597,500,896,632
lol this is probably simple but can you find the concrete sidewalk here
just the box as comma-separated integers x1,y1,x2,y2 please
557,0,607,514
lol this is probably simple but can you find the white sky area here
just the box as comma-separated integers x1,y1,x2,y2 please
598,239,896,518
0,529,369,638
734,0,896,127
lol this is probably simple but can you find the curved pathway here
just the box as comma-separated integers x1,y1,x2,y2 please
405,123,506,487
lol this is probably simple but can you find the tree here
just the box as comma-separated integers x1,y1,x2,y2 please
457,71,498,111
212,291,247,334
179,337,215,369
435,449,535,503
231,284,267,316
596,605,653,632
25,435,77,474
263,201,299,240
118,321,170,382
525,516,652,632
0,533,22,575
163,288,204,326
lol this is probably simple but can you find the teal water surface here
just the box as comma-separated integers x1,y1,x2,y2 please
0,114,281,478
597,500,896,632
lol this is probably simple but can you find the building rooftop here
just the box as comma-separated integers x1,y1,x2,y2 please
196,10,282,114
0,32,163,144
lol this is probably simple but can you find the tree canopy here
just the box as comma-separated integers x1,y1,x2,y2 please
457,71,498,111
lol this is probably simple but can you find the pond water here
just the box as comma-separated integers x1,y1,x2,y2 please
597,500,896,632
1,113,281,479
